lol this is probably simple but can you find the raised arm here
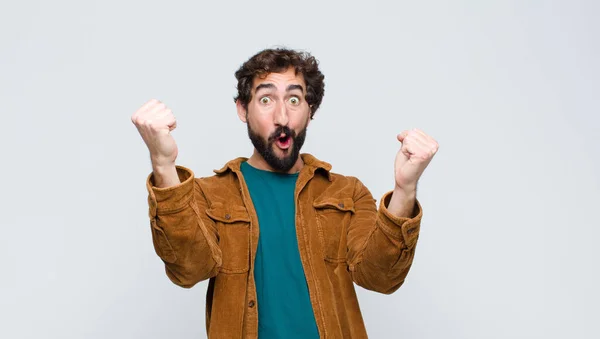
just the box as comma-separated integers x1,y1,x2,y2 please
346,179,422,294
133,99,222,288
347,128,438,293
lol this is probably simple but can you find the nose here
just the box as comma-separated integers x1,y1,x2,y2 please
273,100,289,126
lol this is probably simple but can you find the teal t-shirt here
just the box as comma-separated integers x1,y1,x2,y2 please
240,161,319,338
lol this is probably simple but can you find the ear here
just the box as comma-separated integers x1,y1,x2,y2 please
236,99,247,123
307,105,314,126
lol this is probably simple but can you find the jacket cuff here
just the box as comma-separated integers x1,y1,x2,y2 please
377,190,423,248
146,165,195,217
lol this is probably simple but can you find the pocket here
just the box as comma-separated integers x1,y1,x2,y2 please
206,205,251,274
313,197,355,263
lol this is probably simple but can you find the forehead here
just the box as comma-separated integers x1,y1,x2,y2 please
252,68,306,92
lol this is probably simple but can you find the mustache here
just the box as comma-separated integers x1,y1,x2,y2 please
267,126,296,143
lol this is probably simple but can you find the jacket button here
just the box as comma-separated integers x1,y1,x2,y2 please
224,214,231,220
407,227,416,234
248,300,255,308
338,203,344,208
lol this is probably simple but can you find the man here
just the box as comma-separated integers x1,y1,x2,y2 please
132,48,438,338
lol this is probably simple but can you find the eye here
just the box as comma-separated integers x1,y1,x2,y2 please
289,96,300,105
260,97,271,105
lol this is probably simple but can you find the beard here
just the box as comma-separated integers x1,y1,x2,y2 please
247,121,307,173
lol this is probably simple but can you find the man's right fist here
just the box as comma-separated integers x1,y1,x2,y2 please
131,99,178,167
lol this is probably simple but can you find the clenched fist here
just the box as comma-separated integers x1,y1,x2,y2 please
386,128,438,218
131,99,178,168
394,128,439,191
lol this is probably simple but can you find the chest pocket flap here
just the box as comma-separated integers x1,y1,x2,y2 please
313,197,355,213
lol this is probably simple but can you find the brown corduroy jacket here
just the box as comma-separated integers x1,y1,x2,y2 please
145,153,423,338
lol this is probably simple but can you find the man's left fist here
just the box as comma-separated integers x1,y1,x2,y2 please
394,128,439,191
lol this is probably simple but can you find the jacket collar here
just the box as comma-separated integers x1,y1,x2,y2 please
213,153,332,181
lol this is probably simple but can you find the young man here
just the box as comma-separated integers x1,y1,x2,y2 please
132,48,438,338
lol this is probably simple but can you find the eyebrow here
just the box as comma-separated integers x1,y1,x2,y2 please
254,83,305,94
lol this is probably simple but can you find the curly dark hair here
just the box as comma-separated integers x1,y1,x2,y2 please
233,47,325,119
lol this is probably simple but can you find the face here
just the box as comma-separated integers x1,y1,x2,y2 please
237,68,312,172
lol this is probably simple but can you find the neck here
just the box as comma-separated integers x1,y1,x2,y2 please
247,150,304,174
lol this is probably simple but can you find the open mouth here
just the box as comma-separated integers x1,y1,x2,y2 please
275,134,292,150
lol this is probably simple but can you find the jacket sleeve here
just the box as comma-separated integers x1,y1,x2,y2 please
146,165,222,288
347,178,423,294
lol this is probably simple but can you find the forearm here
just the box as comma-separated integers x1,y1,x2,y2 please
349,190,422,294
153,209,221,288
351,226,416,294
387,186,417,218
151,160,181,188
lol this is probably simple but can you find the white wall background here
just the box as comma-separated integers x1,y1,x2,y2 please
1,0,598,338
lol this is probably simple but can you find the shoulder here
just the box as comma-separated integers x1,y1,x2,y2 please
313,169,373,202
196,171,238,191
329,171,360,187
194,171,244,207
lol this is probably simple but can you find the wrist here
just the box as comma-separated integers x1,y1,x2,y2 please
394,184,417,197
151,155,176,171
